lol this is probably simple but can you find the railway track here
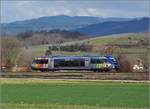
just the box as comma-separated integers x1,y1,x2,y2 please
0,72,149,80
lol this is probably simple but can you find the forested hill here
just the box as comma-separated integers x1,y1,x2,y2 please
1,15,148,36
1,15,131,34
73,18,149,36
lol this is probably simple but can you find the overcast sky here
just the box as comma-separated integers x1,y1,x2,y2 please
1,0,149,23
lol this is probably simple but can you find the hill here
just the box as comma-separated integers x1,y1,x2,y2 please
1,15,132,34
74,18,149,36
25,33,148,57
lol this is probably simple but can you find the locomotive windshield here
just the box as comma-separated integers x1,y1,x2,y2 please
32,59,48,64
91,59,107,64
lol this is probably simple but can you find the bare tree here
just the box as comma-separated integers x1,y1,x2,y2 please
1,36,22,69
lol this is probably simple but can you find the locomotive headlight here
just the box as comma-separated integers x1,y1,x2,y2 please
107,63,111,67
106,63,114,68
31,63,35,68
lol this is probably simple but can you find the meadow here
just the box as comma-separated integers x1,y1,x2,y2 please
0,79,149,109
22,33,148,57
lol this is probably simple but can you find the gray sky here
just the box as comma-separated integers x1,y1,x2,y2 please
1,0,149,23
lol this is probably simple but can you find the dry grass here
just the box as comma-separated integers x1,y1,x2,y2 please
0,78,149,85
0,103,148,109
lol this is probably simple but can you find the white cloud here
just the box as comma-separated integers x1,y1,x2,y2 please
15,1,37,5
87,8,101,16
1,0,149,23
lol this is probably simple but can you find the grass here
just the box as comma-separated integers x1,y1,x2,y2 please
89,33,148,46
0,79,149,109
25,33,148,56
89,37,118,45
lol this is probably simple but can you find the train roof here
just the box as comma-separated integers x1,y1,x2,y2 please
34,55,108,60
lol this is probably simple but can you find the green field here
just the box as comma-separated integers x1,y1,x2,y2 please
22,33,148,56
0,79,149,109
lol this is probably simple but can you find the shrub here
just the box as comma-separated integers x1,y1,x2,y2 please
1,37,22,69
117,55,132,72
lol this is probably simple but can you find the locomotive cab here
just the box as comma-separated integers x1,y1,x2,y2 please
90,57,113,72
31,57,49,71
104,55,120,71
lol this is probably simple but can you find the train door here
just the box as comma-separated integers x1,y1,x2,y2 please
85,57,90,69
48,58,54,70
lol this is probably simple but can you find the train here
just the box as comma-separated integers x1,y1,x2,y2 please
31,55,120,72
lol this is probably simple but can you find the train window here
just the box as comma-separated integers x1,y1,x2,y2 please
54,59,64,67
54,59,85,67
69,59,85,67
33,59,48,64
91,59,99,64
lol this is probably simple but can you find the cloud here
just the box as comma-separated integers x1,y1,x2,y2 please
1,0,149,23
87,8,102,16
14,1,38,5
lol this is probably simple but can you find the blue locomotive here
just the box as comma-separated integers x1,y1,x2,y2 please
31,55,119,72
